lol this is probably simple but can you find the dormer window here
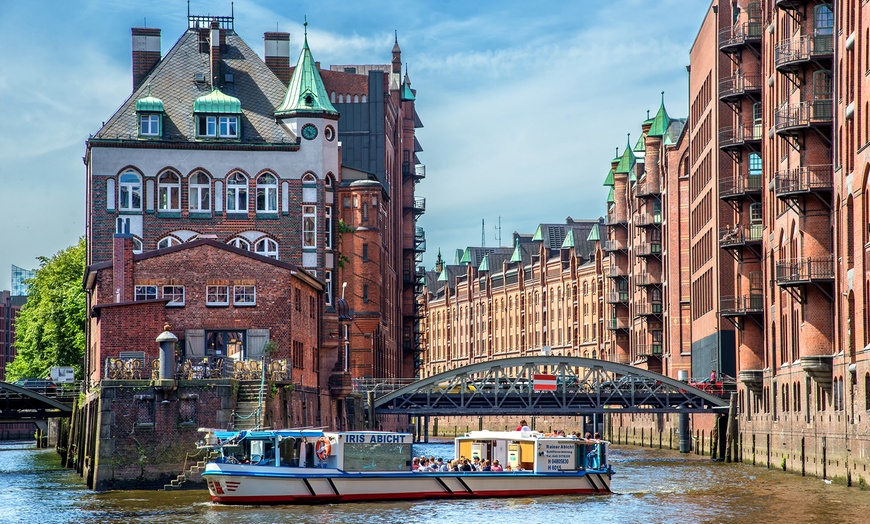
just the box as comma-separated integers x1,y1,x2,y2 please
193,88,242,140
196,115,238,138
140,114,161,136
135,90,164,139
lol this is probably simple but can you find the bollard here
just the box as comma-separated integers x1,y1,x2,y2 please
155,325,179,380
679,412,691,453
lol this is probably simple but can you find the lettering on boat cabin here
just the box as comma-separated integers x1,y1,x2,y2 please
539,441,578,471
343,433,410,444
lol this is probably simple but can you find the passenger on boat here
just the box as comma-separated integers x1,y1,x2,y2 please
437,458,448,472
515,420,530,431
412,457,420,471
472,457,481,471
481,460,492,471
461,459,473,471
491,460,503,472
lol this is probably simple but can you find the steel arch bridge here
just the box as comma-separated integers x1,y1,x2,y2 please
372,357,728,416
0,382,74,421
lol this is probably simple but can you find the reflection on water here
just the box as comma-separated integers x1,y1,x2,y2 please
2,440,869,524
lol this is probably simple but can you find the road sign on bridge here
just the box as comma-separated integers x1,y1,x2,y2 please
367,356,728,417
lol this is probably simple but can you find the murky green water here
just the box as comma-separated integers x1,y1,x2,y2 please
2,440,868,524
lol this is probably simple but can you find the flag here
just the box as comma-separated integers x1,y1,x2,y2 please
533,374,557,391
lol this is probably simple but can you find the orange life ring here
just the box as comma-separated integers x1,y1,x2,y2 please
315,437,331,461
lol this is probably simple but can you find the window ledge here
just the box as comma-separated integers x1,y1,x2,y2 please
157,211,182,218
188,212,212,219
225,212,249,219
255,213,279,220
117,210,143,215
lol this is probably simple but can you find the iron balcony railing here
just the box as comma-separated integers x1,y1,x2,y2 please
607,265,628,278
775,256,835,285
103,356,291,381
635,301,663,317
606,317,630,331
635,241,662,257
635,272,661,286
636,343,664,356
635,179,661,197
719,173,763,198
605,211,628,226
719,22,763,52
602,239,628,252
720,294,764,315
634,213,662,227
606,291,629,304
719,224,763,247
773,164,833,197
774,100,833,132
719,72,763,100
407,196,425,214
774,34,834,69
719,125,763,148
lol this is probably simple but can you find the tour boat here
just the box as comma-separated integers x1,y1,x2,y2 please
200,428,612,504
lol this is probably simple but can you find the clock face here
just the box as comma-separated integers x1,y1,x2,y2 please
302,124,318,140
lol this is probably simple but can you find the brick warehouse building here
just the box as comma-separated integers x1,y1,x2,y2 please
418,0,870,487
72,11,424,488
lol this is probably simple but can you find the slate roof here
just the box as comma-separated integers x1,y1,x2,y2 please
94,29,295,145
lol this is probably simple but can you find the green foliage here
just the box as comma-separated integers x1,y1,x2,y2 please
7,238,86,381
335,219,353,269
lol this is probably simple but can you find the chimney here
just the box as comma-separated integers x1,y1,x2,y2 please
112,233,134,303
131,27,161,91
210,20,222,88
264,32,291,85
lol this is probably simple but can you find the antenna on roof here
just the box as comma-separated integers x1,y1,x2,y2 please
187,0,190,19
495,216,502,246
481,219,486,247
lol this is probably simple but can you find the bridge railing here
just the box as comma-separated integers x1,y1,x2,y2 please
103,356,291,381
353,377,417,395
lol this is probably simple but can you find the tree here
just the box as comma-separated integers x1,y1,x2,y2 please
7,238,86,381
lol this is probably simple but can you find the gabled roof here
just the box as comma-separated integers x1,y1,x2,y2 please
458,247,513,268
561,230,575,249
275,29,338,118
532,224,568,250
586,223,600,242
94,29,294,144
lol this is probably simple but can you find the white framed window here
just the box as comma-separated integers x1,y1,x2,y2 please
302,173,317,203
254,238,278,259
226,173,248,212
157,236,180,249
303,205,317,248
132,237,143,254
324,270,333,305
219,116,238,137
228,237,251,250
197,116,217,137
119,171,142,211
325,206,333,249
157,172,180,211
189,172,211,211
162,285,185,306
140,114,160,136
134,285,157,301
234,285,256,306
206,285,229,306
256,173,278,212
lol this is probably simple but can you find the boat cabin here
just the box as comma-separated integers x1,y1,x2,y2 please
455,430,609,473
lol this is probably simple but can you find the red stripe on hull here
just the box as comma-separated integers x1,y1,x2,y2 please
211,487,609,505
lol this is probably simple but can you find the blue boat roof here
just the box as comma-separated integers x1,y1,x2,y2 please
212,429,325,440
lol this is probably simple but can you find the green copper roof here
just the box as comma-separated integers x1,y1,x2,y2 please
603,169,614,187
614,135,636,174
136,94,164,113
460,248,472,264
634,133,646,152
510,239,523,263
561,230,575,249
275,28,338,117
194,88,241,114
532,225,543,242
438,269,448,282
478,254,489,272
647,92,671,138
629,166,637,183
606,186,615,203
401,73,415,101
586,223,600,242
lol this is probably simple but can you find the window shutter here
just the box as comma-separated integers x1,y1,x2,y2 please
247,329,270,360
185,329,205,358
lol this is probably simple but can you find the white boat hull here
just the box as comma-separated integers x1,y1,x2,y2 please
204,464,611,504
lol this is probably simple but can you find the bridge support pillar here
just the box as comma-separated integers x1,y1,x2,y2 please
679,412,691,453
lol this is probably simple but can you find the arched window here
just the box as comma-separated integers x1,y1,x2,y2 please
748,152,762,176
226,172,248,212
228,237,250,250
303,205,317,248
256,173,278,212
118,171,142,211
330,91,336,103
157,236,180,249
189,172,211,211
131,237,143,254
338,94,344,103
157,172,180,211
254,238,279,259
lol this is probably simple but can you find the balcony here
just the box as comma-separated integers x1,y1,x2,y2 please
606,291,629,304
775,256,834,286
602,239,628,252
606,317,630,331
402,162,426,181
719,22,762,53
774,34,833,71
719,224,763,248
410,227,426,253
774,100,833,134
720,294,764,316
607,265,628,278
773,165,833,199
738,369,764,394
635,179,661,197
635,272,661,286
635,241,662,257
636,343,663,356
719,125,763,150
635,302,663,317
605,211,628,226
634,212,662,227
719,73,763,102
719,173,763,200
404,196,425,217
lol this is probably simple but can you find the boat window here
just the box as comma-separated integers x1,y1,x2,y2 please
279,438,300,466
343,441,412,472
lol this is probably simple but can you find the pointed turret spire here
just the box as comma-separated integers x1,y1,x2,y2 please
434,249,444,273
647,91,671,138
275,20,338,118
510,237,523,263
392,30,402,74
401,64,416,101
614,133,636,174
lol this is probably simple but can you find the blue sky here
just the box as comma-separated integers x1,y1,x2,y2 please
0,0,710,287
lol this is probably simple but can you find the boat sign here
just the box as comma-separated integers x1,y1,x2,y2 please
342,433,411,444
533,374,557,391
540,441,577,471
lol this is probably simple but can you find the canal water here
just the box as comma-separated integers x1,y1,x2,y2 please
2,440,869,524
